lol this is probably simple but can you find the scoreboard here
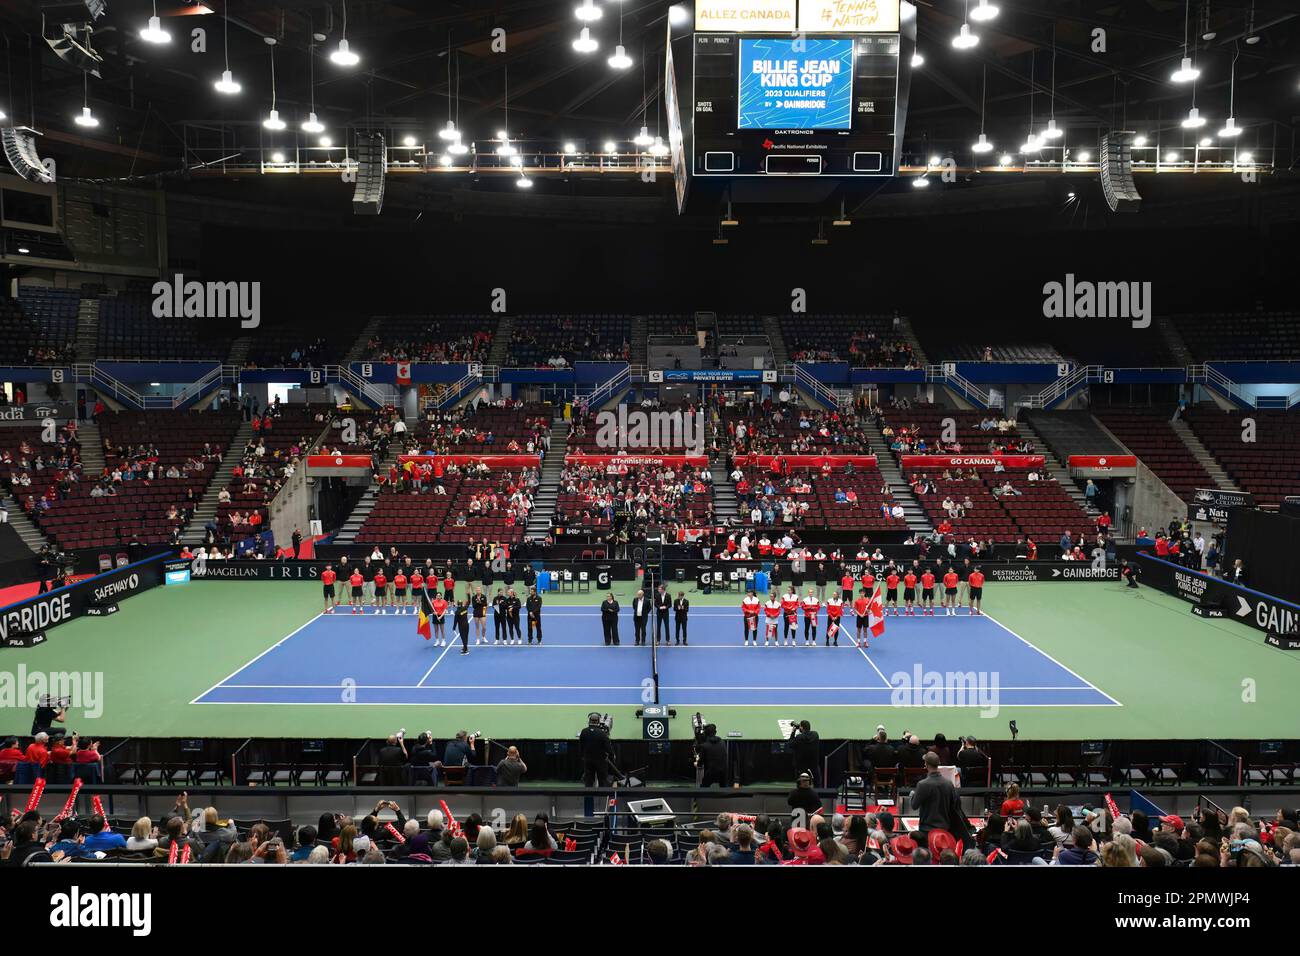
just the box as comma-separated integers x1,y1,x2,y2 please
689,1,907,178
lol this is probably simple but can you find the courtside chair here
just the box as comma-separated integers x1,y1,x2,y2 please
578,570,591,592
560,570,574,593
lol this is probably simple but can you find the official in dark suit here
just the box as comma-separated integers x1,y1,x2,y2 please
600,595,621,646
631,589,650,645
673,592,690,645
526,588,543,644
654,585,672,643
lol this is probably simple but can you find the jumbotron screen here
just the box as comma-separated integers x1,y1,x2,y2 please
692,30,900,177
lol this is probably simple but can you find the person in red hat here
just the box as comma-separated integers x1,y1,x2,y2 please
783,828,825,865
888,834,918,864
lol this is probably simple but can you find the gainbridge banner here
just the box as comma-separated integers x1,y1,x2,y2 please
733,454,878,469
900,455,1044,469
564,454,708,468
396,454,541,469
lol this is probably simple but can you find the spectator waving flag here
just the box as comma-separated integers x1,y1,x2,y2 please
417,588,433,640
868,588,886,639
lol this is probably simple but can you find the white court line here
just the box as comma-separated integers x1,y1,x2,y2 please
415,640,458,687
194,700,1122,708
978,609,1123,707
189,612,324,705
216,682,1097,691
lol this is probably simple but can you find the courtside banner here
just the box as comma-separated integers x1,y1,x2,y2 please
564,454,709,467
1067,455,1136,469
1188,487,1256,524
899,455,1044,469
396,454,541,469
0,554,166,645
732,454,878,469
982,563,1120,583
1136,552,1300,637
307,454,373,468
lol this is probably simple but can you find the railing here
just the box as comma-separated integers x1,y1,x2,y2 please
789,363,839,410
581,364,632,409
925,364,1003,409
171,363,236,409
1188,364,1252,408
72,363,148,409
436,367,484,411
326,364,390,408
1017,364,1102,410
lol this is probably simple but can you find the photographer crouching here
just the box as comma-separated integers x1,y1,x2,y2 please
692,714,730,788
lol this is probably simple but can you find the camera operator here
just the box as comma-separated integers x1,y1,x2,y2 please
579,713,615,787
695,722,728,788
376,732,409,787
437,730,479,770
955,735,989,785
787,720,821,786
32,695,67,738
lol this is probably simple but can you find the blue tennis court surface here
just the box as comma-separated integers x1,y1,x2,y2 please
194,607,1118,709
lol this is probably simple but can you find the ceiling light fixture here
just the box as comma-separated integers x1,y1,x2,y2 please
213,2,240,94
972,65,994,153
140,1,170,44
301,30,325,133
576,0,602,22
1219,43,1242,137
1171,0,1199,82
74,72,98,127
970,0,999,22
263,40,286,130
573,27,598,53
330,1,360,66
608,4,632,69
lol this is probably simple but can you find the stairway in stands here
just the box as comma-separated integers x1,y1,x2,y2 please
709,452,739,524
896,315,929,365
77,420,106,477
74,296,100,364
864,428,931,535
1014,416,1100,521
3,496,48,551
182,419,252,546
1170,418,1240,492
526,420,569,537
1156,315,1194,366
761,315,790,366
341,317,383,364
226,336,253,367
332,441,403,546
629,315,648,367
488,316,514,367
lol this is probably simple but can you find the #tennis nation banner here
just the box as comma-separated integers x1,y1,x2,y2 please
564,454,709,468
900,455,1044,469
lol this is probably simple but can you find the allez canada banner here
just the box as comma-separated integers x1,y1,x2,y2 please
732,454,878,469
900,455,1044,469
564,454,708,467
396,454,541,469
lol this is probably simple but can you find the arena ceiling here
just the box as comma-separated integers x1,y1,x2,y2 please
0,1,1297,217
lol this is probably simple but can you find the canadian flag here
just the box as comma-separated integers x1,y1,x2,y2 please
396,362,412,386
868,589,886,638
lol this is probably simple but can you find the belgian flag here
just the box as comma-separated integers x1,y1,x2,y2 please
417,588,433,641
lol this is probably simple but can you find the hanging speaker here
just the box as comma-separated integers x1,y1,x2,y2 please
2,127,56,184
1100,131,1141,214
352,133,386,216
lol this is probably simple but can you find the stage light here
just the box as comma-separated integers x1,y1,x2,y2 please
604,140,617,154
74,105,98,128
910,51,924,68
0,108,5,121
576,0,602,22
1170,56,1198,83
634,125,653,147
1133,135,1147,146
17,246,29,254
1181,107,1206,128
649,136,668,157
952,23,978,50
1075,150,1090,162
1067,191,1076,199
1020,135,1040,153
1042,118,1063,140
403,135,418,147
928,154,940,166
573,27,598,53
448,140,469,155
214,69,241,94
998,154,1012,166
509,154,522,166
301,112,324,134
438,153,452,166
270,151,285,163
438,120,458,141
496,141,517,157
970,0,999,22
319,136,333,147
516,173,533,188
668,5,690,26
1239,151,1253,163
563,142,577,154
1165,150,1181,162
608,45,632,69
911,175,929,188
140,12,170,45
1199,136,1212,147
972,133,993,154
263,108,285,130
